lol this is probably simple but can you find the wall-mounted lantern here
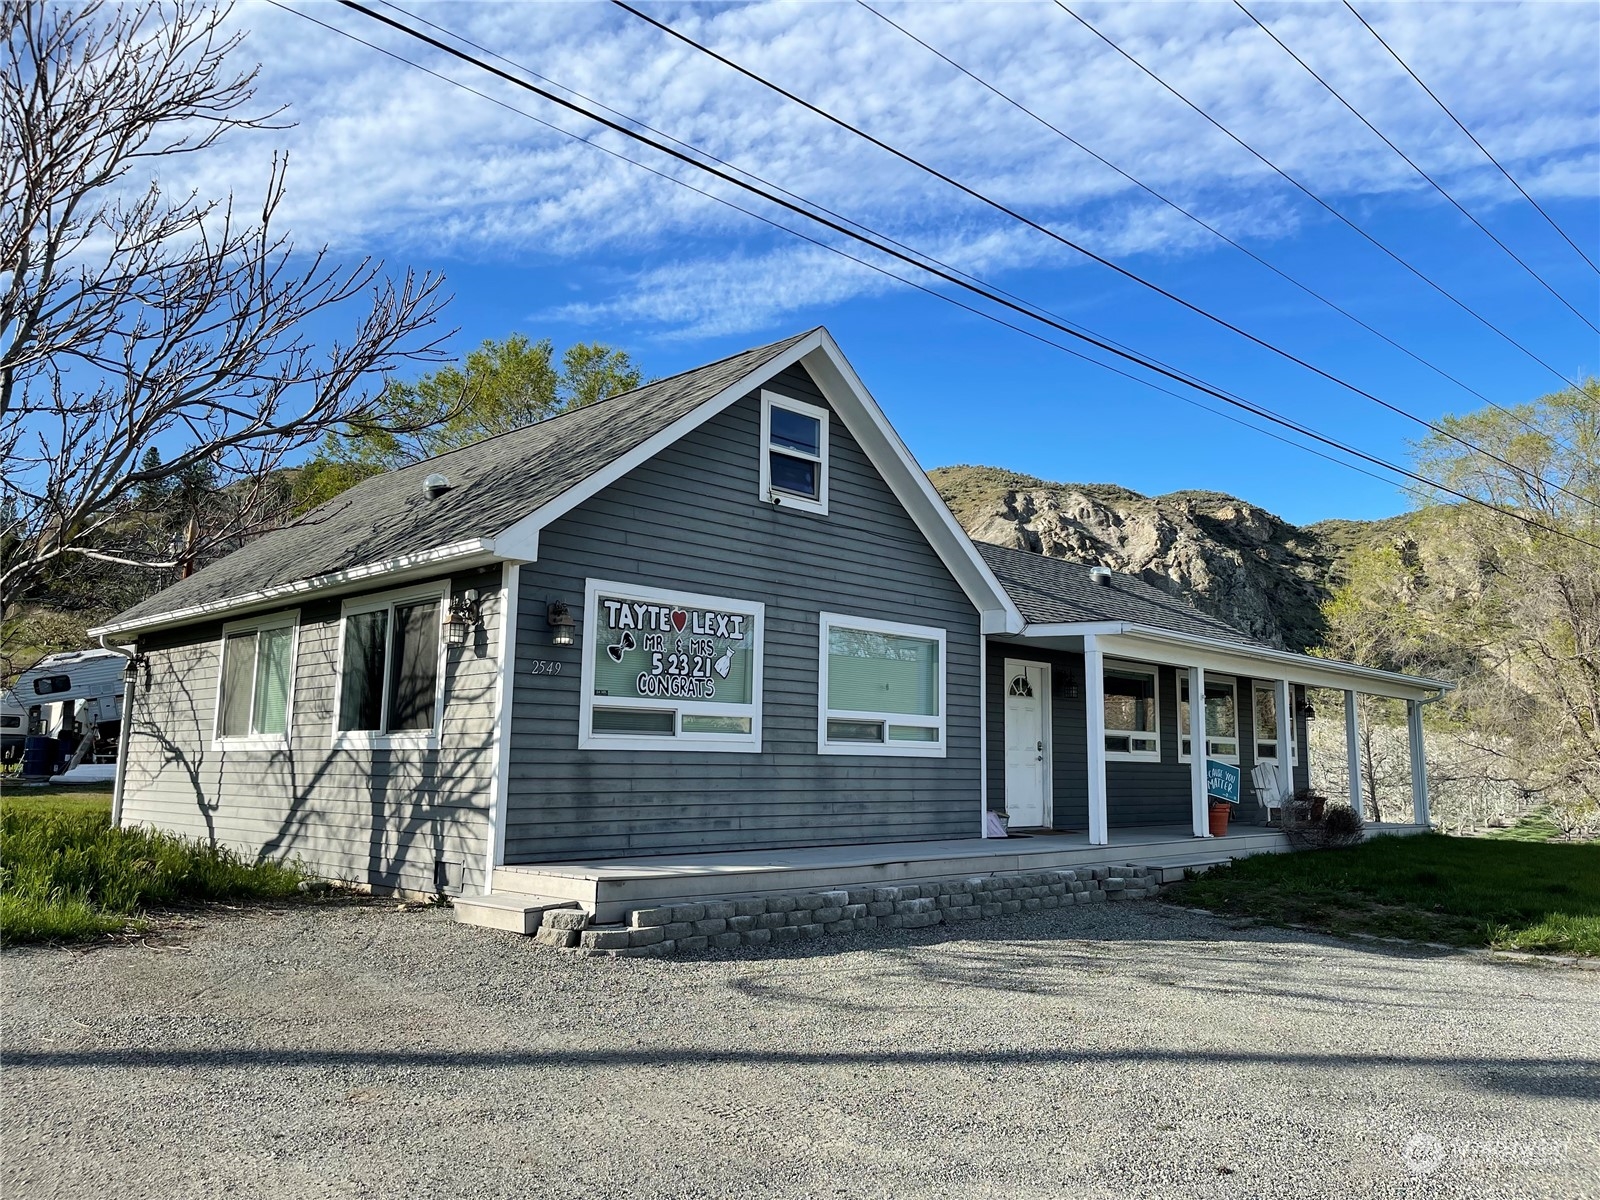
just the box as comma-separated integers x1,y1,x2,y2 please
547,601,576,647
1298,701,1317,721
446,589,482,647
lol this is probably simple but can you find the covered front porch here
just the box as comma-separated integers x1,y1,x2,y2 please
987,622,1443,847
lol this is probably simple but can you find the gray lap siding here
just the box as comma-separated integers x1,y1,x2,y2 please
502,365,982,863
987,643,1310,829
120,566,501,895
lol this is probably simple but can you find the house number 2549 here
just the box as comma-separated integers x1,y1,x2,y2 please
528,660,563,675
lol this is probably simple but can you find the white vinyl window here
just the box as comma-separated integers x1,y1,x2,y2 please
819,613,945,756
579,579,764,751
1253,684,1300,766
213,612,298,749
334,584,447,748
1180,675,1240,763
759,391,828,514
1103,661,1159,761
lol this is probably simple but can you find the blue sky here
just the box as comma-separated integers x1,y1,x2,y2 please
198,1,1597,525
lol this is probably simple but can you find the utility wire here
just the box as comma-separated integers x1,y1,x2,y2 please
318,0,1600,552
1344,0,1599,277
1235,1,1599,335
1054,1,1585,391
612,0,1598,514
856,0,1525,423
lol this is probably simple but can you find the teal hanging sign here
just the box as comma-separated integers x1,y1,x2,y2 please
1206,759,1241,803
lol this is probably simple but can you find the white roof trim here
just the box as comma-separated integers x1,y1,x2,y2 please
86,540,498,638
1015,620,1452,699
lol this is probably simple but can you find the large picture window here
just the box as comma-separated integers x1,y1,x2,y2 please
1180,675,1239,762
1103,662,1159,761
819,613,945,756
579,579,764,751
760,391,828,514
335,586,445,746
214,613,297,747
1253,684,1299,766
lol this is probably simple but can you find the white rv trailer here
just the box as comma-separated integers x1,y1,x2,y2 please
1,647,128,770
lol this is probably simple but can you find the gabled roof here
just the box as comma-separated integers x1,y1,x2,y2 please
975,541,1270,649
94,329,1023,637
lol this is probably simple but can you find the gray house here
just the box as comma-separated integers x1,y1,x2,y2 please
92,328,1449,927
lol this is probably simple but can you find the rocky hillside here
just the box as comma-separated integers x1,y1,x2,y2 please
932,465,1409,651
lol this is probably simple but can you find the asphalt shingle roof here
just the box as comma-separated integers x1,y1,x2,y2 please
109,330,817,628
975,541,1270,649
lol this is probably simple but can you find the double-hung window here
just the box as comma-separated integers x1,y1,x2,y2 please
335,586,446,746
1103,662,1159,761
1252,684,1299,766
579,579,764,751
760,391,828,514
819,614,945,756
1180,675,1239,762
214,613,297,748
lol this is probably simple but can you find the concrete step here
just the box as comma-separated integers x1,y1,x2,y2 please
453,892,578,936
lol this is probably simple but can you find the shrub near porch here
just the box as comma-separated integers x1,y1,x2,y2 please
1173,833,1600,955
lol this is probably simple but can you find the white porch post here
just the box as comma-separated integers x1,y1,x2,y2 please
1084,634,1109,846
978,633,990,837
1189,665,1209,837
1407,699,1431,827
1274,677,1293,795
1344,689,1363,821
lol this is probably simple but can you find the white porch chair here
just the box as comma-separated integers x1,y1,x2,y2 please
1250,762,1291,824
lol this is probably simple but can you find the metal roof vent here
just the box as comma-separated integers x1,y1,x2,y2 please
1089,565,1113,588
424,473,452,500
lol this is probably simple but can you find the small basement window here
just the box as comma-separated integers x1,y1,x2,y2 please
335,585,446,746
214,613,297,747
1103,662,1159,761
579,579,764,752
760,391,828,514
1180,675,1239,763
819,613,945,756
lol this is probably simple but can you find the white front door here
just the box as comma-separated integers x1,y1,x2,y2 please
1003,661,1050,828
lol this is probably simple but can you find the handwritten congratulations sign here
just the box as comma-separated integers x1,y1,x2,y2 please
591,593,755,705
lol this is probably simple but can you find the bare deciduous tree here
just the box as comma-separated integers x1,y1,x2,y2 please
0,0,449,607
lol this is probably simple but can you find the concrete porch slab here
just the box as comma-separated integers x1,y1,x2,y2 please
453,892,578,936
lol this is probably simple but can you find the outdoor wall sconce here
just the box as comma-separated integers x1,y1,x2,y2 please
1065,679,1080,699
547,601,576,647
446,589,482,647
1298,701,1317,721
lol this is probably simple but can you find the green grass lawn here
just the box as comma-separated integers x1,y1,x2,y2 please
1172,833,1600,956
0,782,308,944
1482,806,1565,843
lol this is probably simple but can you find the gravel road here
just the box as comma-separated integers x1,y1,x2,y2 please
3,899,1596,1200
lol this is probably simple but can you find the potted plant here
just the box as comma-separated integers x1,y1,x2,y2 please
1208,795,1237,836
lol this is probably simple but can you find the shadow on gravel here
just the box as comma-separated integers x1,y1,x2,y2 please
4,1045,1594,1100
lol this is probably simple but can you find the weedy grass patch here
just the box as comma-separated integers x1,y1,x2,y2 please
1172,833,1600,956
0,785,306,944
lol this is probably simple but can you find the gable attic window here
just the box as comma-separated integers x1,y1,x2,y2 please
334,584,447,748
213,612,297,749
760,390,828,514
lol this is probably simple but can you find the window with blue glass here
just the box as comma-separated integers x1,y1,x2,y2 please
760,391,828,514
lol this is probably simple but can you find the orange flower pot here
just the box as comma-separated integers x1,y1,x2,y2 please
1208,801,1232,837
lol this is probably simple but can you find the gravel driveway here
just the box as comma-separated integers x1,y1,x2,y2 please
3,899,1596,1200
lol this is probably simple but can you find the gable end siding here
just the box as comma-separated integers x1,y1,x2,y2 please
502,364,982,862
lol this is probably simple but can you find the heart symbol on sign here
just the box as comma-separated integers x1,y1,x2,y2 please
670,609,688,633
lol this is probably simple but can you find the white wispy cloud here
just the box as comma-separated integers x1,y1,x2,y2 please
159,0,1598,339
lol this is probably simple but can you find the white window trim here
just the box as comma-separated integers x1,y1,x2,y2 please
1251,683,1301,767
818,612,947,758
578,577,765,753
331,582,449,751
211,610,299,752
1102,658,1161,763
1179,673,1241,764
759,390,829,515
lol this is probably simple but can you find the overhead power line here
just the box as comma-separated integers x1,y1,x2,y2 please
1054,1,1587,392
854,0,1527,423
610,0,1599,514
311,0,1600,551
1343,0,1599,277
1234,1,1599,335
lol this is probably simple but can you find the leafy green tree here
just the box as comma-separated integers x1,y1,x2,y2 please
314,335,645,473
